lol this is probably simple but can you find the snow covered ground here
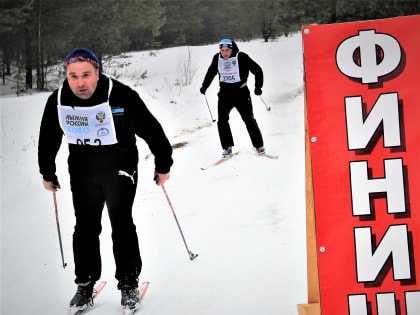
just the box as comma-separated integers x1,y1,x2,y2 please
0,34,307,314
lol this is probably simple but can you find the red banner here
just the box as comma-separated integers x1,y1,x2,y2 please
303,15,420,315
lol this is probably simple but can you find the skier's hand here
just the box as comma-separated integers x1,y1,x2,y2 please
154,172,170,186
200,87,206,95
254,87,262,96
43,179,61,192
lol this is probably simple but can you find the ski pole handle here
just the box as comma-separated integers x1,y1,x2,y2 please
52,179,59,189
51,179,61,192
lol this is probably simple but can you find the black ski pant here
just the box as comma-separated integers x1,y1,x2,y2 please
70,168,141,288
217,87,264,149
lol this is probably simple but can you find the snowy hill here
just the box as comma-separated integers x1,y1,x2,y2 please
0,34,307,314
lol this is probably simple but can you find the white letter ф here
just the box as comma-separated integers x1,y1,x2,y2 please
336,30,401,84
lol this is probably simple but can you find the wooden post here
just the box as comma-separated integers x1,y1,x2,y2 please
297,82,321,315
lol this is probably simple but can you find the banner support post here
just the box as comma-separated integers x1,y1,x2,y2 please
297,63,321,315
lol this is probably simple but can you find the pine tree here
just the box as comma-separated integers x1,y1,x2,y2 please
0,0,33,87
159,0,207,47
125,0,166,50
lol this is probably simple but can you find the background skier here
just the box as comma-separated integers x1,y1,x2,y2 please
38,48,173,312
200,38,265,157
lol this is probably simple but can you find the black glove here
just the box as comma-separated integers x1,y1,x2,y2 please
254,87,262,96
200,86,207,95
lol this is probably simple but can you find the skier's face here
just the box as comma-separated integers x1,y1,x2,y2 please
220,47,232,59
66,62,99,99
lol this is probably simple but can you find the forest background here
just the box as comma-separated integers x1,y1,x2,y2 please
1,0,419,94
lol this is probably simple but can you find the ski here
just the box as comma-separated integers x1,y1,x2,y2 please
200,152,239,170
68,280,107,315
122,281,150,315
255,149,278,159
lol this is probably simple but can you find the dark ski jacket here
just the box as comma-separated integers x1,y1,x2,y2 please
38,73,173,181
201,41,263,92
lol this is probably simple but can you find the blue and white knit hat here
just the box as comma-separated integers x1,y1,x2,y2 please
219,39,233,49
63,48,100,69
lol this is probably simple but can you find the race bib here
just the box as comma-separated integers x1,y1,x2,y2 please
218,55,241,83
57,102,118,146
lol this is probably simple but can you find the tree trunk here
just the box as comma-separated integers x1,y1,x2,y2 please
37,0,43,90
328,0,337,24
6,59,11,76
25,29,33,90
41,45,45,90
2,60,5,85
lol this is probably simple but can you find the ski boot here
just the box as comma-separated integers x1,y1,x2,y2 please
121,284,140,311
256,146,266,155
69,282,94,311
222,146,233,158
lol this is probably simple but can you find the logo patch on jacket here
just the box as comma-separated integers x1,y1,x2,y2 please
112,107,125,116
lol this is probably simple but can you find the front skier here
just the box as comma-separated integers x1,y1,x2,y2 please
38,48,173,313
200,38,266,157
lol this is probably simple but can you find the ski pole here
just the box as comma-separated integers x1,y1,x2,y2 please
259,95,271,111
52,182,67,269
204,95,216,122
154,176,198,261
